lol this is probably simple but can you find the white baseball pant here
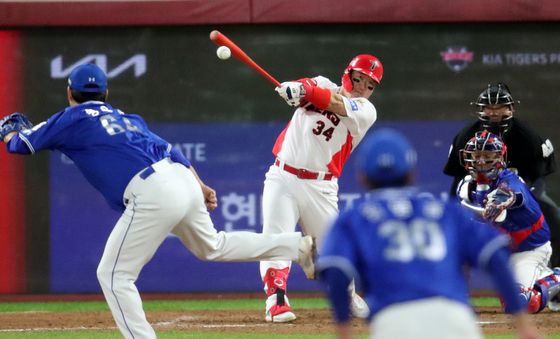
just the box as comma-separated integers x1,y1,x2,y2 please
260,164,338,277
96,159,304,339
370,297,483,339
510,241,553,288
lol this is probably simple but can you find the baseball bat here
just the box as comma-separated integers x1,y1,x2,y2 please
209,30,281,87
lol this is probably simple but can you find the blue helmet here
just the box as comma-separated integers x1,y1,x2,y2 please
356,128,417,185
68,63,108,93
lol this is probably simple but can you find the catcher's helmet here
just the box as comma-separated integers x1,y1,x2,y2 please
460,130,507,183
341,54,383,92
473,82,516,132
356,128,416,185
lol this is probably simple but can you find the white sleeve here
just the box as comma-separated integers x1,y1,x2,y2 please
340,97,377,142
313,76,338,90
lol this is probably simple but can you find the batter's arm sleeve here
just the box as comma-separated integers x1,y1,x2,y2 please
339,97,377,137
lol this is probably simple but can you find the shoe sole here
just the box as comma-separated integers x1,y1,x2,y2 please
265,311,297,323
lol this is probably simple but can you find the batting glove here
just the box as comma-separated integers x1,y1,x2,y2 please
275,81,306,107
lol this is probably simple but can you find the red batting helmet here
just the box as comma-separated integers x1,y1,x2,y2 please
341,54,383,92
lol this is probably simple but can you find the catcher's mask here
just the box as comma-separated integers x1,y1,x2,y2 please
472,82,516,133
460,130,507,184
341,54,383,92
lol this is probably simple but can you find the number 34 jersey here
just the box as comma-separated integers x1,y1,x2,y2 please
272,76,377,177
318,187,510,316
7,101,172,211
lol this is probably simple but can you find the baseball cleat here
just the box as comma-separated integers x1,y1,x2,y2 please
265,294,296,323
265,305,297,323
298,235,316,280
350,292,370,318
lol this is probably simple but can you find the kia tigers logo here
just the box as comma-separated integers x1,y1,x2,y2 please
440,46,474,73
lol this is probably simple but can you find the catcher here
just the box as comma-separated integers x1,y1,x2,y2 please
457,130,560,313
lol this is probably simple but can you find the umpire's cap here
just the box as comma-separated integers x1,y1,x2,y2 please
356,128,417,184
68,63,108,93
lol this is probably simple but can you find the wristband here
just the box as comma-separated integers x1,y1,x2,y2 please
302,83,331,110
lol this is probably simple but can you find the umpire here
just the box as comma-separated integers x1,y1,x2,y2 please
443,82,560,267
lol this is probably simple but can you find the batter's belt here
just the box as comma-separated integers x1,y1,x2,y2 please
275,158,335,180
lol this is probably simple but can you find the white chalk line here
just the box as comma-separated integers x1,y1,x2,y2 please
478,320,508,325
154,315,197,326
0,326,116,333
200,324,271,328
154,316,272,329
0,315,273,332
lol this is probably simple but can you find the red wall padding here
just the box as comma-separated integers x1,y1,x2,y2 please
0,0,560,26
0,30,26,293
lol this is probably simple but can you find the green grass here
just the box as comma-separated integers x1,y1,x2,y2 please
0,297,557,338
0,298,329,313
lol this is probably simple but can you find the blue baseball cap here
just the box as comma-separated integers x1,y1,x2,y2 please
356,128,417,183
68,63,107,93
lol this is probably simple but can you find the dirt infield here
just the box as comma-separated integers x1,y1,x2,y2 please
0,293,559,335
1,306,560,336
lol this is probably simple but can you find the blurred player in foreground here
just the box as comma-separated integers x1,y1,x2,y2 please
259,54,383,322
457,130,560,313
317,128,541,339
0,63,315,339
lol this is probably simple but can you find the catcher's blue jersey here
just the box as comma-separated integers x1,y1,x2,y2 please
7,101,178,211
318,187,511,316
464,170,550,252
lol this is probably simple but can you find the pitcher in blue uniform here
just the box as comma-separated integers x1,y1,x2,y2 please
317,128,540,339
457,130,560,313
0,63,315,339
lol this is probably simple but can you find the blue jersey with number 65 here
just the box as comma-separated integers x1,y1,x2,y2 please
7,102,174,211
318,187,512,316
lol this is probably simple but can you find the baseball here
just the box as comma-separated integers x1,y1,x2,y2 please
216,46,231,60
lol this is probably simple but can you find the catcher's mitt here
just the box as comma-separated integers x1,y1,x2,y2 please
0,112,33,140
483,183,516,222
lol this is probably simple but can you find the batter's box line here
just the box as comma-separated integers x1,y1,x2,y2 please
0,326,117,333
478,321,508,325
154,315,198,326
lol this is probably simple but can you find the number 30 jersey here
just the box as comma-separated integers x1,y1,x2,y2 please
318,187,511,316
7,101,173,211
272,76,377,177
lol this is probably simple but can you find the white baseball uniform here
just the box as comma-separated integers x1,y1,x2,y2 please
260,76,377,277
510,242,553,289
370,298,483,339
7,99,311,339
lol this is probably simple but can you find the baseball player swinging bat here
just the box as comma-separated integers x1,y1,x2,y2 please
209,30,280,87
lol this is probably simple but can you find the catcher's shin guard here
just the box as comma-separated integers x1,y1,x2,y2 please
533,268,560,311
263,267,295,322
522,288,546,314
